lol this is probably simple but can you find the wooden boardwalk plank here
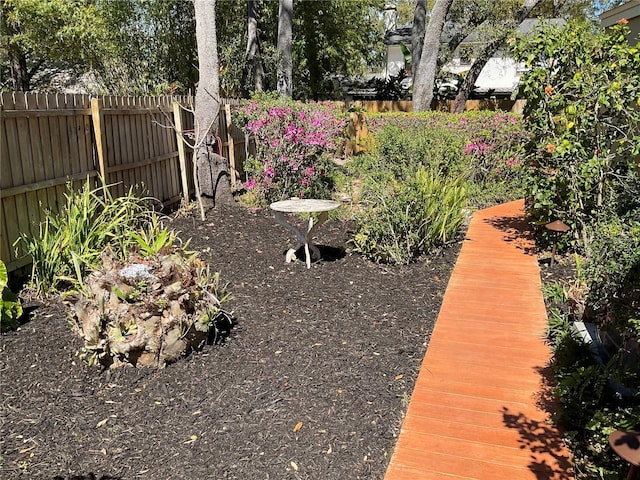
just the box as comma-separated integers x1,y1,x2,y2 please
384,200,573,480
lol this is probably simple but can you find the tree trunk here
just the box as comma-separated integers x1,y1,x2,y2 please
277,0,293,98
8,46,30,91
302,3,321,100
193,0,232,211
451,0,544,114
241,0,264,97
412,0,454,111
411,0,427,75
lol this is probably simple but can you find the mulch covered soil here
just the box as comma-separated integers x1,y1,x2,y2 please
0,202,462,480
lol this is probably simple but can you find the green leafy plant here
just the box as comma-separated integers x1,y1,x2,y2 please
352,166,466,264
510,20,640,251
1,260,23,332
351,110,528,208
17,179,152,294
130,214,178,258
541,281,567,304
514,23,640,473
543,252,640,480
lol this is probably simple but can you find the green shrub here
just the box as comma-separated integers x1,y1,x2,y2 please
129,213,179,258
540,249,640,478
582,213,640,402
352,110,528,208
511,20,640,251
1,260,23,332
585,215,640,322
351,166,466,264
18,180,156,294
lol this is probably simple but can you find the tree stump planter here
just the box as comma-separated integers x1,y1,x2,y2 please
68,250,231,369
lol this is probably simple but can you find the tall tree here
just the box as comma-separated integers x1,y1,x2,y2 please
296,0,384,99
99,0,197,95
242,0,265,96
411,0,427,74
412,0,454,111
0,0,114,91
216,0,384,99
451,0,545,113
193,0,232,210
1,1,28,90
441,0,494,63
276,0,293,97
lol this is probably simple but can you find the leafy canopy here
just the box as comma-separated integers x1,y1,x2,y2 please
511,19,640,249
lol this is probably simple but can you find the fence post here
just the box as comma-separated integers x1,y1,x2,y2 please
90,98,107,181
224,104,237,189
173,101,190,203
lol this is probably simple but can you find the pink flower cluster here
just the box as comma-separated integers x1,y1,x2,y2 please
464,140,494,156
236,98,346,201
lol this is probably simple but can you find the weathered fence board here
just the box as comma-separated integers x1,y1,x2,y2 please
1,92,251,272
341,98,526,114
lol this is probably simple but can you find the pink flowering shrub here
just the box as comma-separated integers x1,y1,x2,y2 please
234,93,346,203
354,110,529,207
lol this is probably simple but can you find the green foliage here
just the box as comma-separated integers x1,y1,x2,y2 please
347,110,530,264
0,260,23,332
17,180,152,294
540,247,640,477
352,110,528,208
351,166,466,264
1,0,197,94
366,68,411,100
98,0,198,95
129,214,179,258
584,215,640,323
541,281,567,304
510,20,640,251
216,0,385,99
543,308,622,477
519,23,640,475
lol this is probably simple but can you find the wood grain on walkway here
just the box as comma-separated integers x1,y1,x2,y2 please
384,200,573,480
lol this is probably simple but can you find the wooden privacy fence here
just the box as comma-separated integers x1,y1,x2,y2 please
342,98,526,113
1,92,253,272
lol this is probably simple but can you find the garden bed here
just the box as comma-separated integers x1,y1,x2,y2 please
0,203,461,480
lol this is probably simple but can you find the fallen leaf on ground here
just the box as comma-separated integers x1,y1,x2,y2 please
184,435,198,444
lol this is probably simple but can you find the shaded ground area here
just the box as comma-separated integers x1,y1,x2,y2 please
0,203,461,480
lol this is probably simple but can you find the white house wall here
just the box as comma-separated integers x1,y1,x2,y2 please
386,45,406,78
445,57,521,91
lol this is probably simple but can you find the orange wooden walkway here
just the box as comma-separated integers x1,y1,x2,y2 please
384,200,574,480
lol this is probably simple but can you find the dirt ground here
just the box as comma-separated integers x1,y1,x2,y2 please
0,202,463,480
